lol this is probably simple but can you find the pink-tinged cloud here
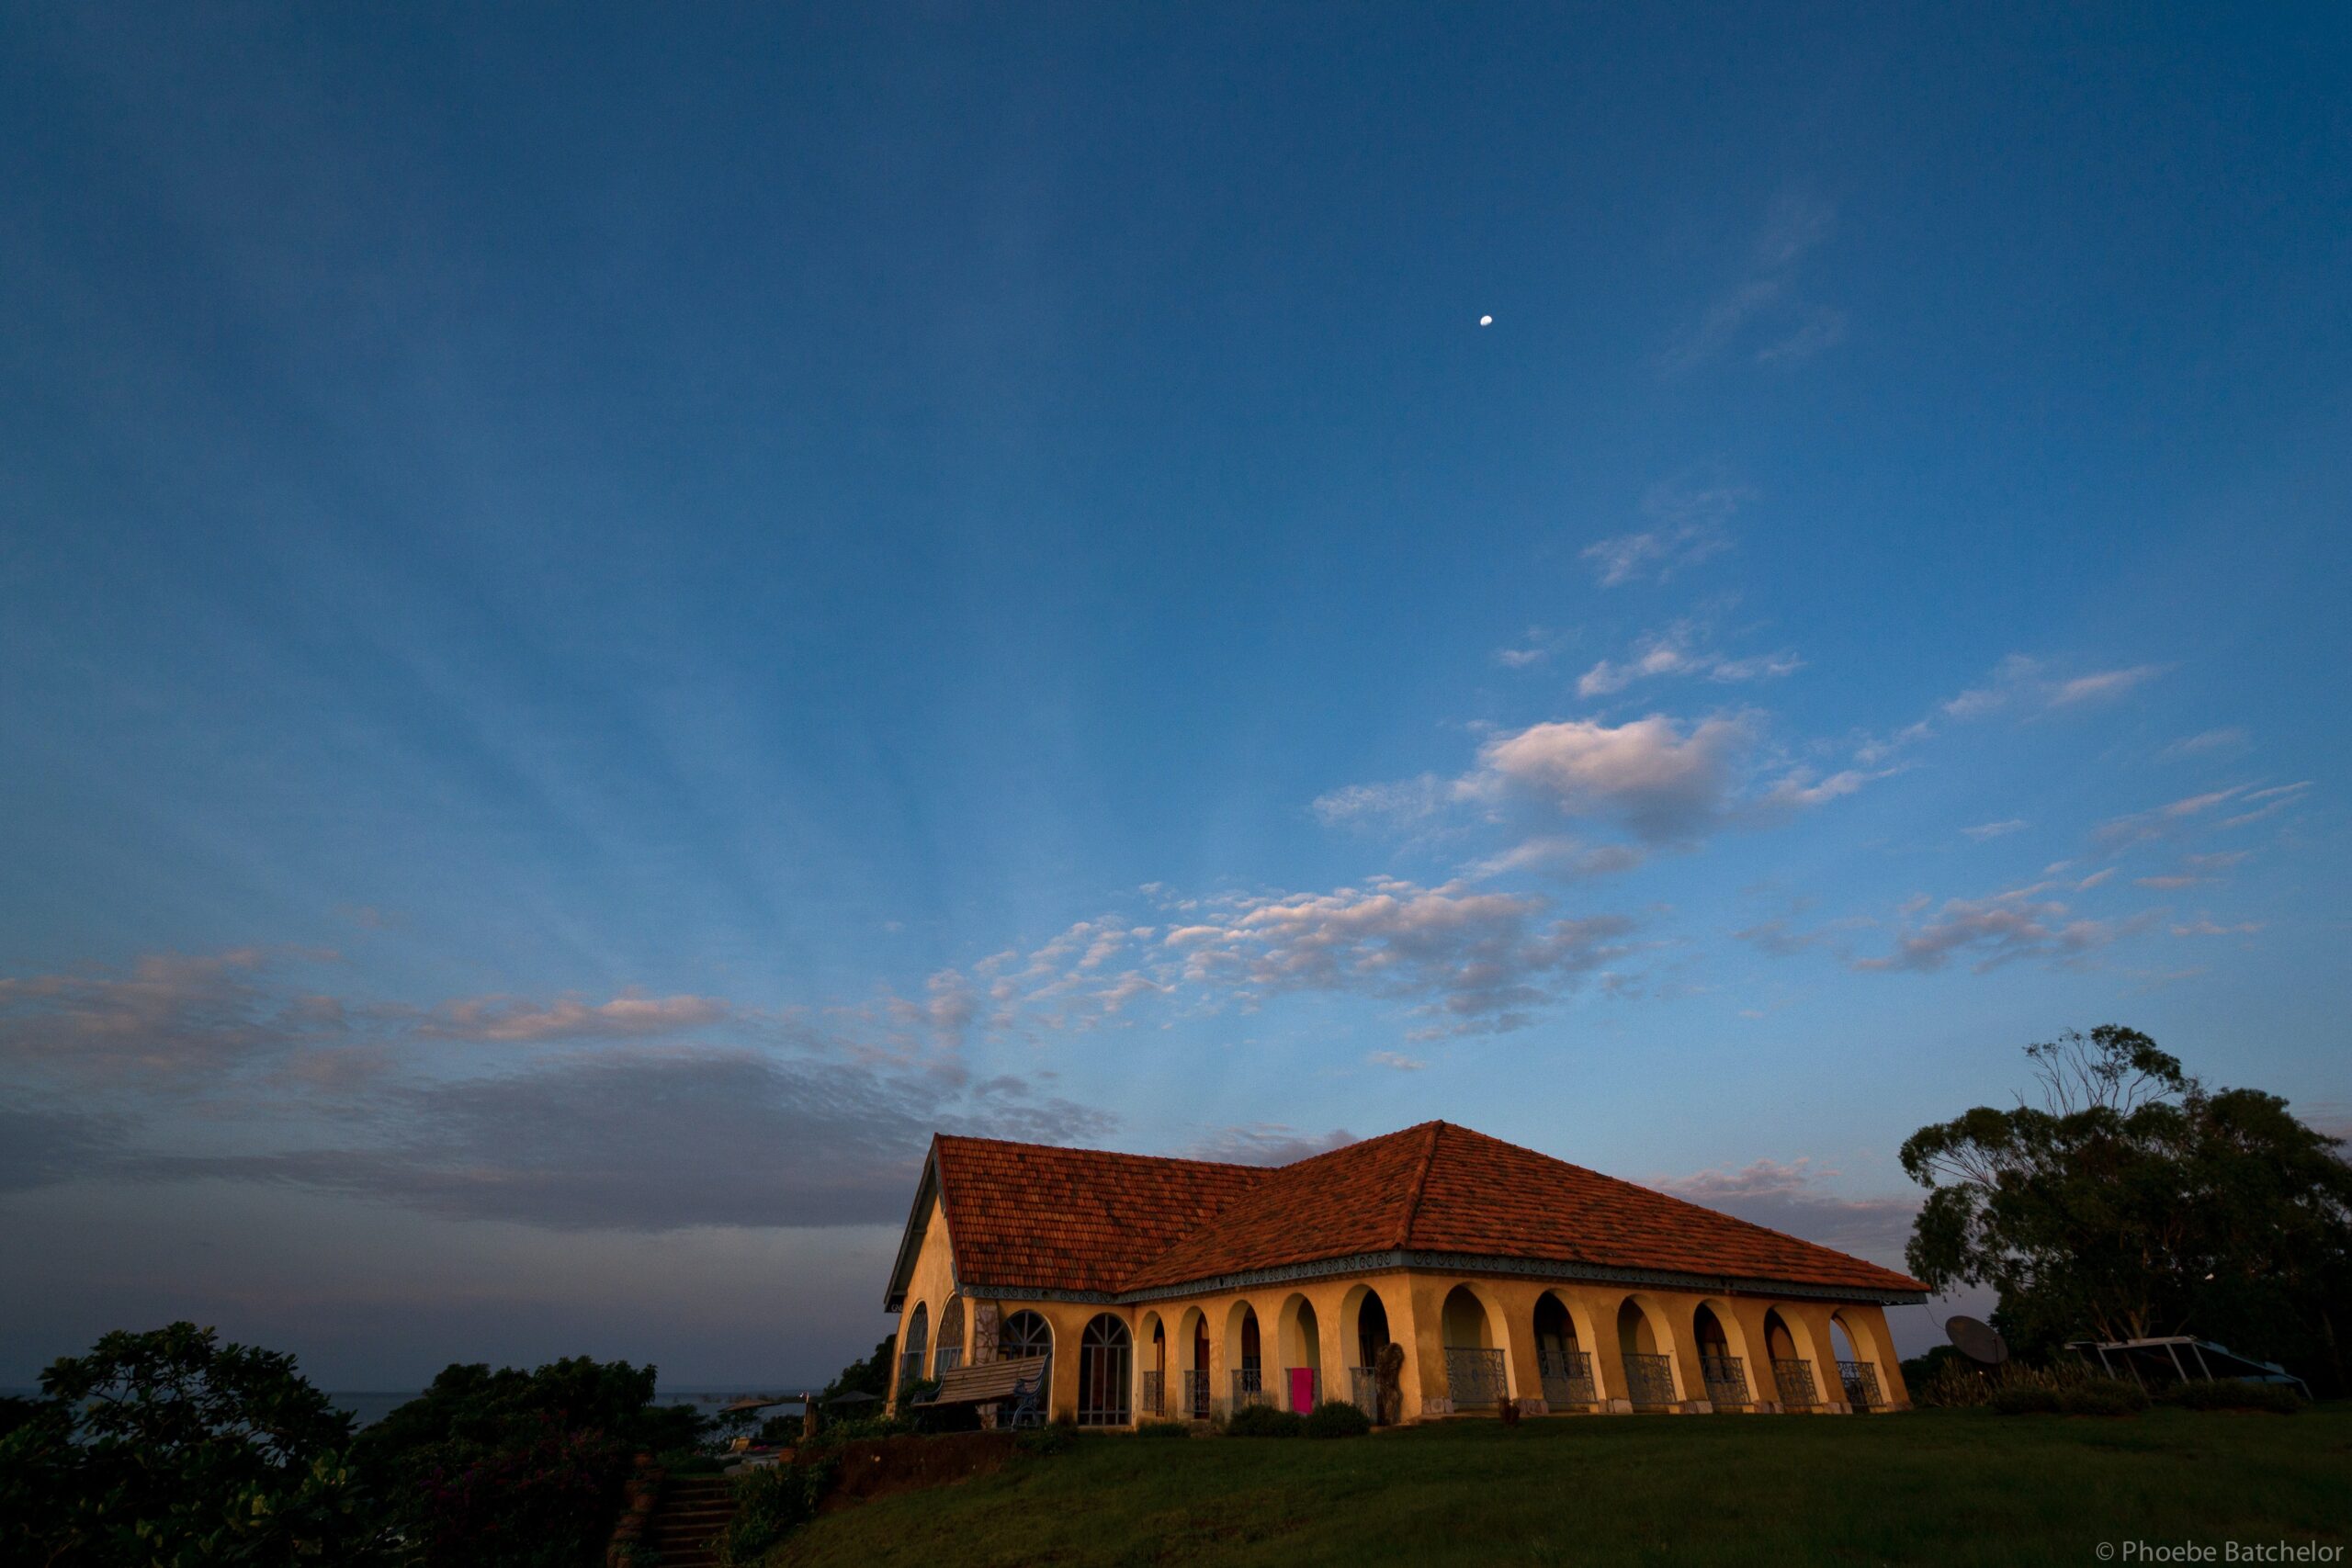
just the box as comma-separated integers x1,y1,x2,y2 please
420,992,729,1043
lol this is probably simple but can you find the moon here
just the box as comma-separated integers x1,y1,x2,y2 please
1479,315,1493,327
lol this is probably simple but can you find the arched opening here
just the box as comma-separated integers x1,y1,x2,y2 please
1137,1313,1166,1418
1184,1307,1212,1419
1829,1313,1883,1410
1077,1314,1133,1427
1225,1302,1268,1410
999,1309,1053,1409
1534,1292,1595,1408
1693,1303,1749,1407
1615,1297,1679,1408
1441,1284,1508,1410
1763,1308,1818,1408
1349,1286,1393,1416
1277,1294,1323,1412
899,1303,930,1391
935,1297,966,1375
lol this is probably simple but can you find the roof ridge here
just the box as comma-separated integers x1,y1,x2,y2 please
933,1132,1271,1174
1391,1120,1445,1248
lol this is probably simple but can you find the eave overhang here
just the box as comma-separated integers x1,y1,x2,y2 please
881,1143,949,1313
949,1247,1925,1309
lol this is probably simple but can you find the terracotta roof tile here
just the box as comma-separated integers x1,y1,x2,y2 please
928,1121,1925,1301
932,1134,1269,1295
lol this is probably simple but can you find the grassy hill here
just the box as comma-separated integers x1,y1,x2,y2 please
771,1407,2350,1567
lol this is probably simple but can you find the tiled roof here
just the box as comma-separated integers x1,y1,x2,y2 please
931,1134,1271,1295
926,1121,1925,1301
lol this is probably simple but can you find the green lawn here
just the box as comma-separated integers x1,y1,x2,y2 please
775,1407,2352,1567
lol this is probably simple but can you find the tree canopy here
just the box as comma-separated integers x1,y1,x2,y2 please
1901,1025,2352,1393
0,1322,375,1566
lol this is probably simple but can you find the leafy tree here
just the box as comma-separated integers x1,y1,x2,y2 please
817,1337,894,1407
1902,1026,2352,1393
0,1322,378,1566
356,1356,700,1568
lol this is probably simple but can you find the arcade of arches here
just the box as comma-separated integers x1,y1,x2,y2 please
879,1121,1921,1427
887,1270,1911,1427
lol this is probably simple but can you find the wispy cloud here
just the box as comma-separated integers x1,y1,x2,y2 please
2170,917,2263,939
1577,620,1802,697
1491,627,1564,669
137,1049,1113,1231
1581,477,1750,587
2090,786,2269,855
0,949,1116,1228
1852,890,2151,974
1183,1123,1357,1166
1962,819,2030,841
1657,191,1845,375
2217,781,2312,830
1648,1156,1917,1266
1857,653,2166,764
1942,654,2164,720
1366,1050,1426,1072
418,992,730,1043
2132,850,2250,890
2159,728,2250,761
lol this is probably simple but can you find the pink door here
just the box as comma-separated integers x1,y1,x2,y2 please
1289,1367,1317,1414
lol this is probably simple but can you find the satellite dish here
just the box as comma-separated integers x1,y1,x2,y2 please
1946,1315,2009,1366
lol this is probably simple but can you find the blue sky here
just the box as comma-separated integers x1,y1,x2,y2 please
4,4,2347,1387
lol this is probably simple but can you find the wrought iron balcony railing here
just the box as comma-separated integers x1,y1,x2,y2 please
1444,1347,1509,1409
1140,1370,1164,1418
1181,1369,1212,1420
1838,1359,1884,1410
1538,1347,1596,1408
1700,1353,1747,1406
1773,1358,1819,1407
1229,1366,1270,1411
1620,1352,1678,1407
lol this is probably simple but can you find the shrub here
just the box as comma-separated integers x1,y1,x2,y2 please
1914,1360,1998,1409
1990,1382,2065,1416
718,1457,835,1566
1989,1366,2146,1417
2157,1380,2305,1414
1303,1401,1372,1438
1135,1420,1192,1438
1014,1416,1079,1456
1225,1404,1306,1438
2063,1379,2151,1416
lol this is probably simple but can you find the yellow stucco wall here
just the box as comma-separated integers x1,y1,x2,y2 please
884,1194,965,1411
886,1210,1913,1426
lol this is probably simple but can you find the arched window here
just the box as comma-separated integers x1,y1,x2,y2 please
1078,1314,1133,1427
899,1303,930,1390
1000,1310,1053,1407
934,1297,966,1374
